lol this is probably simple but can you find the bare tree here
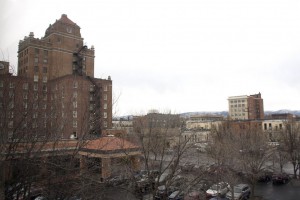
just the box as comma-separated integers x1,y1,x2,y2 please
279,119,300,178
125,111,209,200
208,121,271,199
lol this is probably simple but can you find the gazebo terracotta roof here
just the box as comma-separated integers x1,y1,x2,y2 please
83,135,140,151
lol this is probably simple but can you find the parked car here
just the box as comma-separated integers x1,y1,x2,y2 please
171,175,188,188
195,143,208,153
272,173,290,184
181,162,195,172
106,175,128,186
184,191,200,200
155,171,171,185
258,170,273,183
226,183,250,200
206,182,230,198
168,190,184,200
155,185,178,200
135,176,153,194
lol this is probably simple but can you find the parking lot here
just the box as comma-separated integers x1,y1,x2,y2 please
101,147,300,200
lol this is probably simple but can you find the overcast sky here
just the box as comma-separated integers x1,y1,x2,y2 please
1,0,300,115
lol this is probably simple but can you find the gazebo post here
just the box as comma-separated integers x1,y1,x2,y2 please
131,156,141,171
80,155,86,175
101,157,111,180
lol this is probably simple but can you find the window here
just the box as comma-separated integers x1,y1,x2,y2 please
104,94,107,100
35,48,39,54
23,121,27,128
42,84,47,92
34,66,39,73
23,93,28,99
23,102,28,109
43,104,47,109
103,121,108,128
264,123,267,130
0,81,3,87
23,83,28,90
103,112,107,118
9,82,15,88
73,101,77,108
32,121,38,128
43,67,47,73
73,111,77,118
89,85,94,91
43,59,48,64
9,101,14,109
104,85,108,91
34,75,39,82
43,76,47,83
9,91,14,98
33,113,38,119
43,93,47,100
73,91,77,98
43,50,48,56
34,83,38,91
8,121,13,128
8,111,14,119
73,81,78,88
34,93,38,100
0,91,3,98
33,103,38,109
104,103,107,109
89,104,94,110
73,120,77,128
34,58,39,63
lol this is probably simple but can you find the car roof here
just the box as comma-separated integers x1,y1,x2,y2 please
235,183,249,188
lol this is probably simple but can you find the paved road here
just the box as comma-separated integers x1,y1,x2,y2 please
255,180,300,200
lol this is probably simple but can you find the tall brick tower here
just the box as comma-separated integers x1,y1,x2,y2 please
0,15,112,140
17,14,95,81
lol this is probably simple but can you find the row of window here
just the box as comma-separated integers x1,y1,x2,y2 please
231,113,246,117
5,117,109,129
73,81,109,92
230,99,246,103
34,66,48,73
0,82,15,88
230,104,246,108
19,49,29,57
34,57,48,64
34,48,48,56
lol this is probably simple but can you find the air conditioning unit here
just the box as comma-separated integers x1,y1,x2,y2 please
70,133,78,139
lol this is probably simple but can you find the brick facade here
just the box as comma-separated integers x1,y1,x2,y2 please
0,14,112,140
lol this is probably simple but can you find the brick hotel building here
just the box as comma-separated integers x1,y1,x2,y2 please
0,14,112,140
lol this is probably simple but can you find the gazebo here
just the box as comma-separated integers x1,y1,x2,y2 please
79,135,142,180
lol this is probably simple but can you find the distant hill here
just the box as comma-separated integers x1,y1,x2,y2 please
264,110,300,116
116,110,300,119
181,110,300,118
179,111,228,118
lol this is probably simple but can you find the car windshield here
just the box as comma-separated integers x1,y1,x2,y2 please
233,187,242,193
211,184,220,190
